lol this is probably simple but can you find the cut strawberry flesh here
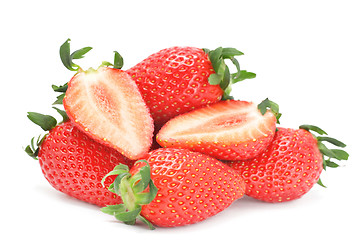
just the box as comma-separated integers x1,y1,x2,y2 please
64,67,154,160
156,100,276,161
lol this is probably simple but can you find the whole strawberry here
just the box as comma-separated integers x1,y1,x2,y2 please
101,148,246,228
225,125,348,203
126,46,256,127
26,111,132,207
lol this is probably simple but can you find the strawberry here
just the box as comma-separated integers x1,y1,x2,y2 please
101,148,246,228
60,39,154,160
126,46,256,127
225,125,349,203
25,111,132,207
156,98,280,161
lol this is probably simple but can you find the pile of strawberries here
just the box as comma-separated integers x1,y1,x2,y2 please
26,39,349,229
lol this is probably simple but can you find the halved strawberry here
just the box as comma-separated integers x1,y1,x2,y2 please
156,99,279,161
63,67,154,160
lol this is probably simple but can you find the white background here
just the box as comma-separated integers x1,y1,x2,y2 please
1,0,359,239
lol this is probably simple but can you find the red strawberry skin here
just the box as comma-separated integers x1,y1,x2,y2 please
225,127,323,203
38,121,132,207
131,148,245,227
157,100,277,161
126,47,223,127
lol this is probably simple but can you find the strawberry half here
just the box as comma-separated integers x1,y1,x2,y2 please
58,39,154,160
156,99,279,161
63,67,154,160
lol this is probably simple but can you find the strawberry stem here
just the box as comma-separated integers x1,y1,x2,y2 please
101,160,158,229
204,47,256,100
299,124,349,187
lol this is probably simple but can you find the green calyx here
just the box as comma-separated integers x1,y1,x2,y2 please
299,124,349,187
203,47,256,100
25,134,45,160
101,160,158,230
25,108,69,160
57,39,124,105
60,38,124,72
52,82,68,105
257,98,281,124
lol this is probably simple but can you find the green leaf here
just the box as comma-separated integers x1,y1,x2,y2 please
134,192,154,205
134,179,158,205
209,47,223,66
113,174,123,195
257,98,281,123
318,142,348,161
71,47,93,59
257,98,274,115
317,136,346,148
114,206,141,223
107,183,115,193
52,83,68,93
318,142,337,158
219,66,231,91
52,107,68,123
25,144,38,160
229,57,241,80
299,125,327,135
208,74,222,85
148,180,158,202
136,162,152,192
59,39,77,71
113,51,124,69
53,93,65,105
326,160,340,168
101,204,127,215
214,59,226,78
101,163,130,187
223,82,233,98
59,38,91,71
137,215,155,230
317,178,327,188
101,61,113,67
221,92,234,100
221,48,244,58
329,149,349,160
25,134,45,160
202,48,210,55
30,136,37,152
27,112,57,131
232,70,256,83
